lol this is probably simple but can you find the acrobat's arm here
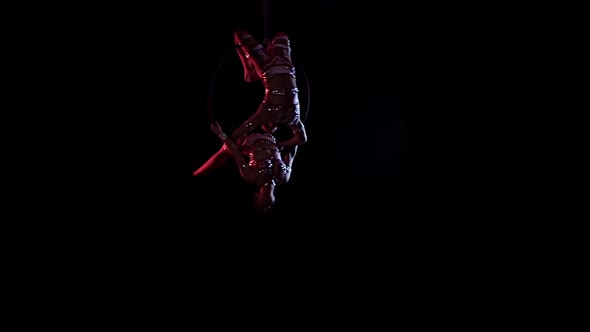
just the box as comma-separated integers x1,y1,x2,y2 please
278,145,298,184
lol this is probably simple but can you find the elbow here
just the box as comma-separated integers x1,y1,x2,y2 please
298,133,308,145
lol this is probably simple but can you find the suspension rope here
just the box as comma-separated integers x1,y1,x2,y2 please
262,0,270,44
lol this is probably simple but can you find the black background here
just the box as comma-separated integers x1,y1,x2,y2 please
141,4,432,244
61,1,434,286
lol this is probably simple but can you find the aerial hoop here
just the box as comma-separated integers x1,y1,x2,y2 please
206,47,312,127
206,48,234,124
206,0,310,128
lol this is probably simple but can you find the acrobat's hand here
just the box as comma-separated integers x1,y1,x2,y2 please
254,194,275,212
210,121,223,136
210,121,230,142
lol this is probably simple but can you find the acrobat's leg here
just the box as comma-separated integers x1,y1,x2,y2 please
192,146,232,177
235,32,260,83
229,105,271,141
234,30,269,79
268,32,293,65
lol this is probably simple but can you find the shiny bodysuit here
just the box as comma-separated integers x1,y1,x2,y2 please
237,133,291,187
231,31,305,141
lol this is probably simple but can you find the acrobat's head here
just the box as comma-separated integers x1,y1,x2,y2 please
253,183,276,212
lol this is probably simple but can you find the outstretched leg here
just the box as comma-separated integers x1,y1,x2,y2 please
192,146,232,177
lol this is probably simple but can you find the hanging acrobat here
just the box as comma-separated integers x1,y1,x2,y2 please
193,5,309,212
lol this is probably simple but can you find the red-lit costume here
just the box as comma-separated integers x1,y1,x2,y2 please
231,30,307,148
193,122,297,211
